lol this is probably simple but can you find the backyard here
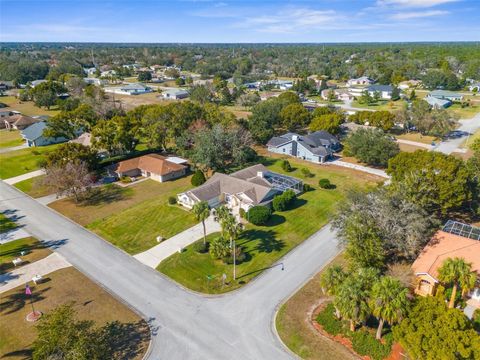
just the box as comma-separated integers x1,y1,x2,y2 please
0,144,59,179
0,95,60,116
158,157,382,293
0,267,150,359
49,178,197,254
0,129,23,148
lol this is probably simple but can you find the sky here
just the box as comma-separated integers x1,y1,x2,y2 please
0,0,479,43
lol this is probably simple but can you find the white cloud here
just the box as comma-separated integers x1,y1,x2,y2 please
391,9,449,19
377,0,459,7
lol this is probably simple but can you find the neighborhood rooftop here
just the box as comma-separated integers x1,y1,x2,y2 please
442,220,480,241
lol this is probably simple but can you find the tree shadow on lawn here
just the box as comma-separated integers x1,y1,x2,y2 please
80,185,131,206
0,286,50,315
1,348,32,359
103,320,151,360
286,198,307,211
240,229,285,254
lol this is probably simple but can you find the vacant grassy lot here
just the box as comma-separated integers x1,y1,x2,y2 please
0,96,60,116
0,213,16,233
158,157,381,293
223,105,252,119
14,175,51,198
0,267,149,360
0,144,59,179
50,178,197,254
0,130,23,148
276,253,355,360
0,237,51,274
351,99,407,112
394,132,437,145
449,103,479,119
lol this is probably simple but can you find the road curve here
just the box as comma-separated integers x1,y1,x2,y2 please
0,181,341,359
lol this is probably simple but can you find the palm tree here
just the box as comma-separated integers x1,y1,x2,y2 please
214,206,230,238
369,276,409,339
320,265,347,318
334,275,370,332
192,201,210,245
223,214,243,280
438,257,475,308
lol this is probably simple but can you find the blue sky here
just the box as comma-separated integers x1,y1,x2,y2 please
1,0,479,42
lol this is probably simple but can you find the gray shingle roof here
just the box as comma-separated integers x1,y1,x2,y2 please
367,85,393,92
21,121,47,141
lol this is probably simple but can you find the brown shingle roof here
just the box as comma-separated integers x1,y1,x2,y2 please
5,114,39,128
412,230,480,281
116,154,186,176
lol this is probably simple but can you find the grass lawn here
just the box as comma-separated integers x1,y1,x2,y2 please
0,144,60,179
158,157,381,293
50,178,197,254
0,237,51,274
0,267,149,360
351,99,407,112
223,105,252,119
394,132,437,145
0,213,16,233
0,130,23,148
449,103,479,119
276,253,355,360
463,130,480,150
0,96,60,116
14,175,51,198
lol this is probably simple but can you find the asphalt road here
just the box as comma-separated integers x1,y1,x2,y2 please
434,111,480,154
0,181,341,360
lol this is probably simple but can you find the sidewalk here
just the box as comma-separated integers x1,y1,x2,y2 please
0,144,27,154
133,216,221,268
396,139,432,149
0,252,71,293
3,169,45,185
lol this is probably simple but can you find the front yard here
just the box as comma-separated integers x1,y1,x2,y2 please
49,178,197,254
13,175,51,198
0,267,149,359
0,96,60,116
449,103,479,119
0,237,51,274
0,129,23,148
0,144,59,179
158,157,382,293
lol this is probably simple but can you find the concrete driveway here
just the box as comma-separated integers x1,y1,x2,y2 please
0,181,341,359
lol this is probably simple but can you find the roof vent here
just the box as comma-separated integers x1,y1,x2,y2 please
292,135,299,141
257,171,264,178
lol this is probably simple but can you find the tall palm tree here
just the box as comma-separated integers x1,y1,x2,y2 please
438,257,475,309
334,275,370,332
320,265,347,318
192,201,210,245
214,206,230,238
369,276,409,339
223,214,243,280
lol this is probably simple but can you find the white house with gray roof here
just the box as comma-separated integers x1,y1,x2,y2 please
267,131,340,164
366,85,394,100
21,121,67,147
177,164,302,211
162,88,189,100
104,83,151,95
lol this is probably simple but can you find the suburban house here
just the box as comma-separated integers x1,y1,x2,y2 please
161,89,189,100
84,78,107,86
115,154,188,183
177,164,303,211
105,83,152,95
429,90,463,102
20,121,67,147
412,221,480,306
267,131,341,163
366,85,393,100
398,80,422,90
3,114,40,130
425,95,452,109
347,76,375,87
468,82,480,92
321,88,353,102
30,79,47,88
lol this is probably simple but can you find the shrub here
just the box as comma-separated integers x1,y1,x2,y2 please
120,176,132,184
191,169,206,186
318,178,332,189
351,330,393,360
272,189,296,211
303,183,313,192
239,208,246,219
223,246,247,265
247,206,271,225
280,159,292,172
300,167,314,178
168,196,177,205
36,158,47,168
473,309,480,332
193,240,209,253
209,236,230,259
316,303,345,336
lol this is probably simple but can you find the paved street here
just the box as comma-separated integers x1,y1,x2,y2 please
434,112,480,154
0,181,341,360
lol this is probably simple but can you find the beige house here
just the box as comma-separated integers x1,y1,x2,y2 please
412,222,480,301
4,114,40,130
115,154,188,183
177,164,303,211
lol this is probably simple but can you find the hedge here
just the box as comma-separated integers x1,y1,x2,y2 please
316,303,344,336
191,170,206,186
247,205,271,225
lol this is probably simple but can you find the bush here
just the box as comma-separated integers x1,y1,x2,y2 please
223,246,247,265
191,170,206,186
318,178,332,189
120,176,132,183
301,167,314,178
192,240,209,253
280,159,292,172
168,196,177,205
351,330,393,360
36,158,47,168
473,309,480,332
239,208,246,219
209,236,230,259
303,183,313,192
316,303,345,336
272,189,296,211
247,206,271,225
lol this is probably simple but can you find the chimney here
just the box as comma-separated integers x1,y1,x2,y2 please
257,171,264,178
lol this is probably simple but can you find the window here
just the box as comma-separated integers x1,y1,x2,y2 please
282,148,285,153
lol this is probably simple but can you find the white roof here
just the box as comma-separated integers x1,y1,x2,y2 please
166,156,188,164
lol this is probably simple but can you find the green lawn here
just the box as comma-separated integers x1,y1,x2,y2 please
158,157,381,293
0,95,60,116
0,214,16,233
351,99,407,111
0,237,51,274
14,175,51,198
0,144,59,179
0,130,23,148
448,103,479,119
50,178,197,255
